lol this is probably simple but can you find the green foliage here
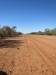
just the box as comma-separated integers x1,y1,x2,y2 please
51,28,56,35
29,32,37,34
16,32,23,36
30,28,56,35
44,28,53,35
0,26,17,38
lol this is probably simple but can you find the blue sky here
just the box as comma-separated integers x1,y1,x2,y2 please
0,0,56,33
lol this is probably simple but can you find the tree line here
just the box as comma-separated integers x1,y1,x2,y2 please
30,28,56,35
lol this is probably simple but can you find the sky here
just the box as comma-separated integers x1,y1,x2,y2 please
0,0,56,33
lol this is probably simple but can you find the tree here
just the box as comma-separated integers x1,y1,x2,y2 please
44,28,52,35
0,26,17,38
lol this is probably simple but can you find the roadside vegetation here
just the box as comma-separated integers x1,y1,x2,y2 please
0,26,56,38
30,28,56,35
0,26,22,38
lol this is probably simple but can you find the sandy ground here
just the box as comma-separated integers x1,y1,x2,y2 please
0,35,56,75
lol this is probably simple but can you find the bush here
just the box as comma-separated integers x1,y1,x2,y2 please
30,28,56,35
16,32,23,36
0,26,17,38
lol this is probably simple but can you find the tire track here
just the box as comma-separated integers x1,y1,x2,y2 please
32,36,56,60
25,36,56,74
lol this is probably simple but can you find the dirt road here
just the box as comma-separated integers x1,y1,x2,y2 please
0,35,56,75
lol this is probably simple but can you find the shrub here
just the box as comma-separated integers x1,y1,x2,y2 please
0,26,16,38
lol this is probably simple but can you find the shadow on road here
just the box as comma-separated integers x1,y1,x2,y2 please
0,39,24,48
0,71,8,75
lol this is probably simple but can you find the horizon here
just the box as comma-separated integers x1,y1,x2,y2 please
0,0,56,33
0,24,56,34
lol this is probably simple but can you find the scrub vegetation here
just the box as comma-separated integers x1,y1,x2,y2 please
30,28,56,35
0,26,22,38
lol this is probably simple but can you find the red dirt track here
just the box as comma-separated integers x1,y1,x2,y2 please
0,35,56,75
